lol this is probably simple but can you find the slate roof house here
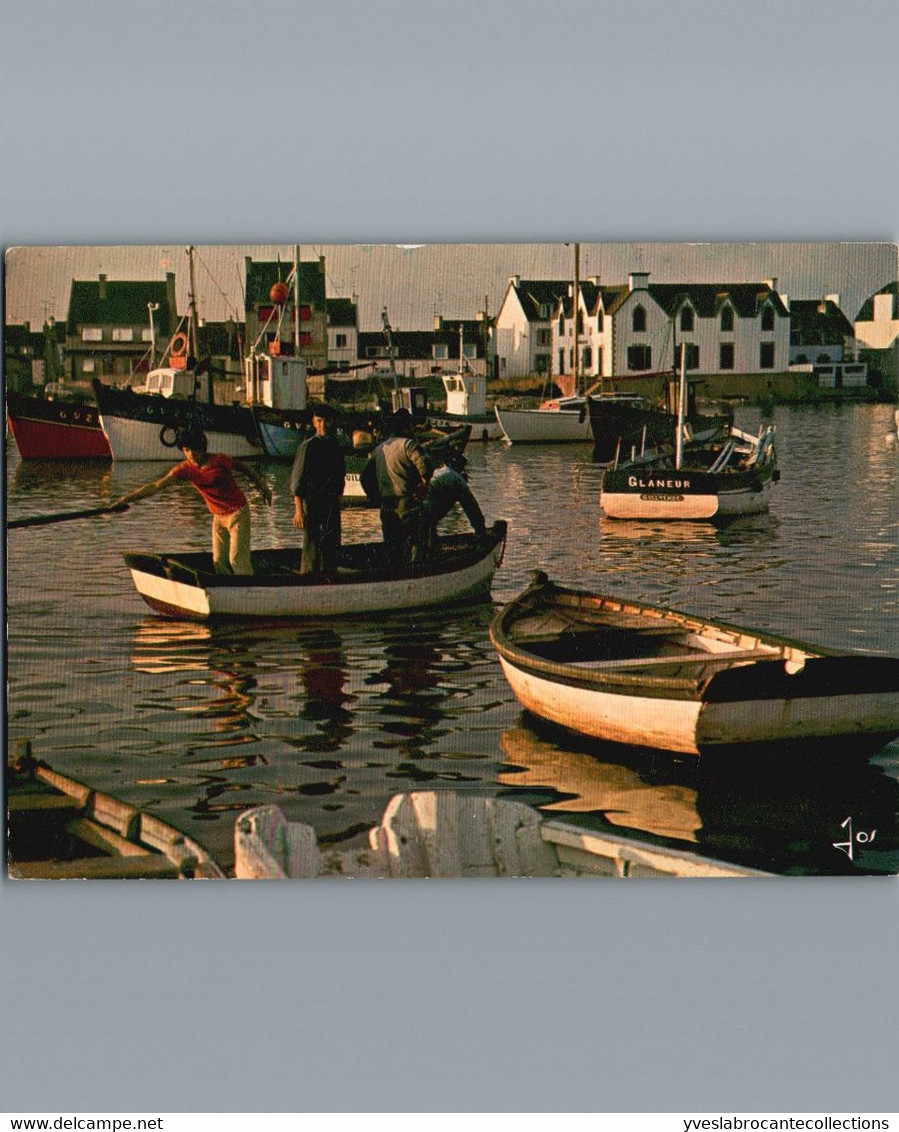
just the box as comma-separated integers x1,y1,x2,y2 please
493,277,571,379
326,298,358,370
853,280,899,386
552,272,791,394
64,273,177,383
244,256,328,370
788,298,854,364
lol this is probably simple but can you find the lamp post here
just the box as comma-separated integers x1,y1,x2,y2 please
147,302,160,371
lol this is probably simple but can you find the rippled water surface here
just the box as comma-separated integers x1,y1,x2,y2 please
7,403,899,875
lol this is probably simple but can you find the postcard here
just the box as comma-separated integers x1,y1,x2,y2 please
6,240,899,879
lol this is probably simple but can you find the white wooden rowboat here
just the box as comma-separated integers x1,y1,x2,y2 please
489,572,899,757
234,792,771,878
123,521,507,620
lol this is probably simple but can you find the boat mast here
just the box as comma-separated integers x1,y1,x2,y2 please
294,244,301,357
187,245,212,403
187,245,199,361
675,342,687,469
573,241,580,397
381,308,399,393
459,322,464,373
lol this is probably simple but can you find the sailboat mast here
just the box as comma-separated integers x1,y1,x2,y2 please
294,245,301,357
187,246,200,357
675,343,687,470
573,242,580,396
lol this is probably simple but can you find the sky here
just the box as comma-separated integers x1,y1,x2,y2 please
5,241,897,333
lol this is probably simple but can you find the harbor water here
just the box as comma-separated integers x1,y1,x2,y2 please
6,402,899,875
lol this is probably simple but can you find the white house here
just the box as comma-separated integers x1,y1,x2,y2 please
326,298,358,370
854,281,899,387
553,272,790,387
493,276,570,379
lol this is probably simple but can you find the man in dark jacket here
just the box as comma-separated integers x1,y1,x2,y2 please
290,403,346,574
362,408,432,567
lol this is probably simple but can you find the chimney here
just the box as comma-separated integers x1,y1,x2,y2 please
628,271,649,292
98,274,107,300
764,277,778,293
511,275,521,288
433,314,443,331
590,275,601,286
824,293,840,309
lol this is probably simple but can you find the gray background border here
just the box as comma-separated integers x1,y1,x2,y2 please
3,0,898,1113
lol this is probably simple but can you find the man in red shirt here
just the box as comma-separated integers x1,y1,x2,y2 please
114,427,272,574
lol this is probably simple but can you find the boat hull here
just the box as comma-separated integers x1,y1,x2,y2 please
494,404,592,443
124,522,507,620
93,380,266,460
601,467,776,519
6,393,111,459
426,411,504,442
490,576,899,756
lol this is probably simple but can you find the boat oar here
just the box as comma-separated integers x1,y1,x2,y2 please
8,503,130,530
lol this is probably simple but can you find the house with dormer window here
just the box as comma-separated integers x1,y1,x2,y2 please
64,273,177,383
493,276,571,378
854,281,899,387
551,272,789,390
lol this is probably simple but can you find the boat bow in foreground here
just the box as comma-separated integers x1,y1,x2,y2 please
489,572,899,756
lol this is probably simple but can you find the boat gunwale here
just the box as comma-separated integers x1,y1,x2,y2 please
125,520,507,592
489,574,844,701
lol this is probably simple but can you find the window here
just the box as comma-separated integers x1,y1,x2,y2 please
568,349,573,368
720,343,734,370
299,332,312,346
720,306,734,332
536,329,551,346
596,310,604,331
299,304,312,321
576,311,584,334
539,304,551,319
761,306,775,332
82,327,102,342
684,344,699,370
627,345,652,370
680,307,694,332
558,349,565,373
433,344,449,360
535,354,549,373
632,305,646,333
582,347,592,369
462,343,477,359
558,316,565,335
596,348,602,374
82,359,95,372
760,342,775,369
112,328,134,342
335,333,347,348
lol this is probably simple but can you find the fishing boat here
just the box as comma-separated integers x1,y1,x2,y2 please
7,742,224,879
6,390,112,459
600,423,778,520
489,572,899,757
599,345,778,520
588,392,732,464
123,520,507,620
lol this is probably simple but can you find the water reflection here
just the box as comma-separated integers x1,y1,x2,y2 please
7,402,899,876
498,717,899,876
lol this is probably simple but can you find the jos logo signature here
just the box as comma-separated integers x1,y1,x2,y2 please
833,816,877,861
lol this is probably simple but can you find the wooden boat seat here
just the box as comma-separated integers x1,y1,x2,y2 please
565,646,783,672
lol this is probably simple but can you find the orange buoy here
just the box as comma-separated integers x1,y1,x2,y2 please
270,282,289,304
170,332,188,357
